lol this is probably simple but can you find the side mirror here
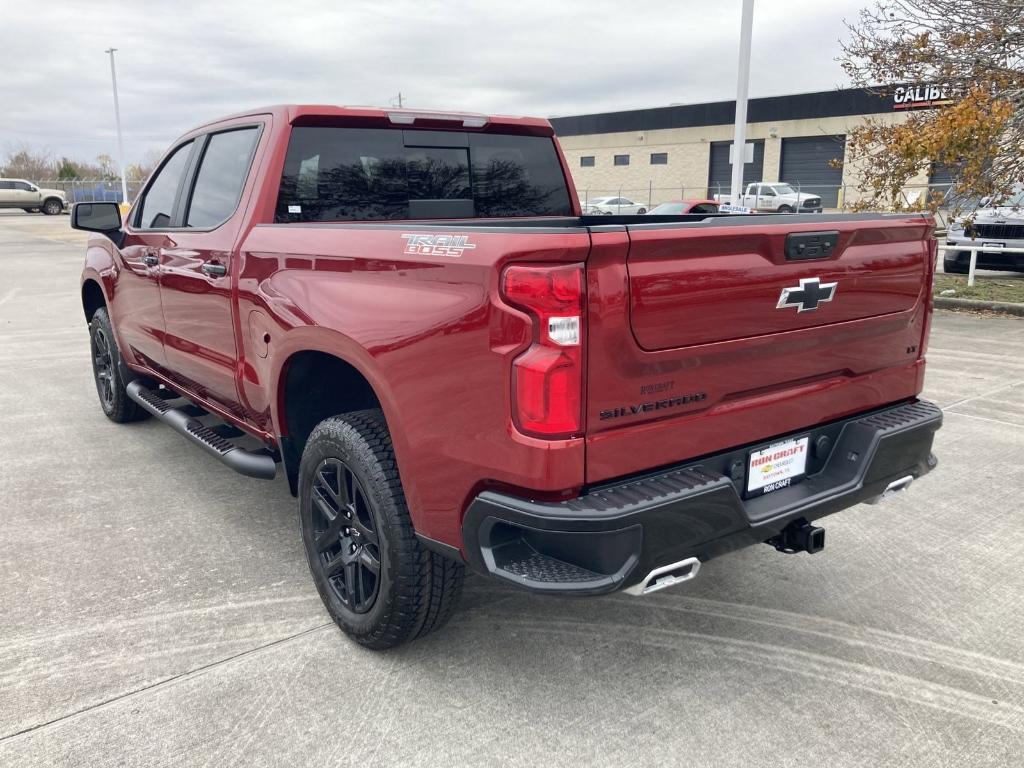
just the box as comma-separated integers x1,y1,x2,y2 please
72,202,123,244
979,196,992,208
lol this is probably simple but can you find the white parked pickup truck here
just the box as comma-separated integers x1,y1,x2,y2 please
715,183,822,214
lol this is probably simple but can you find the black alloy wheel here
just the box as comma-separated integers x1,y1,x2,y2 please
308,457,382,614
91,325,116,411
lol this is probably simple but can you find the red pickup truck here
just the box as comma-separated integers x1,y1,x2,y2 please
74,105,942,649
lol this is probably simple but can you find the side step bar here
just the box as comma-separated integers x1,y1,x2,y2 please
126,380,277,480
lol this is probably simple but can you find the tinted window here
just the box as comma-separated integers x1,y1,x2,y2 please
275,127,572,221
613,155,629,166
580,156,595,167
650,202,684,214
136,141,193,229
186,128,259,228
650,153,668,165
14,181,32,190
0,181,13,190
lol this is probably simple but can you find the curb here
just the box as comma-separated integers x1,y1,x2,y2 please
934,296,1024,317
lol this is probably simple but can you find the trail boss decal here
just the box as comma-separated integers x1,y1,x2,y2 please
600,391,707,421
401,233,477,258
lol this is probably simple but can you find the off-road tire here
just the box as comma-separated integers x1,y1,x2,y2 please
42,198,63,216
299,410,464,649
944,256,968,275
89,307,148,423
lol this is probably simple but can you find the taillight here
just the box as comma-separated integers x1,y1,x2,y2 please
501,263,584,438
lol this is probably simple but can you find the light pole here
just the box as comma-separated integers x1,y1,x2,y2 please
105,47,129,206
729,0,755,204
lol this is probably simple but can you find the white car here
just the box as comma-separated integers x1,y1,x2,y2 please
0,179,69,215
585,196,647,215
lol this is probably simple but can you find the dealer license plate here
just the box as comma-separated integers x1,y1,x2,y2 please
746,436,810,497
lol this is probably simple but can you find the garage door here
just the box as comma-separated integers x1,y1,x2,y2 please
779,135,846,208
708,140,764,198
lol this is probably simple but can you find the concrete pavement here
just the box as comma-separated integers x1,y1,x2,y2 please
1,211,1022,766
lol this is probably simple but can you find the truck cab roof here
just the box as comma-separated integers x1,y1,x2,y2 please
191,105,555,137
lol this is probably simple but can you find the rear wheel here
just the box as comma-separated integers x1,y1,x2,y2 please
42,198,63,216
299,410,464,649
637,208,647,215
89,308,148,423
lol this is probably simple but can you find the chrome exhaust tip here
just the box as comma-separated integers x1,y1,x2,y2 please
865,474,914,505
624,557,701,596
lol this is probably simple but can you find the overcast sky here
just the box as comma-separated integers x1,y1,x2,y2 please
1,0,867,167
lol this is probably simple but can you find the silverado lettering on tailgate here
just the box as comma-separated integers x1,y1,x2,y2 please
599,392,708,421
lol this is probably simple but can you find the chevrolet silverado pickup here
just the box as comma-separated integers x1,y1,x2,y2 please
74,105,941,649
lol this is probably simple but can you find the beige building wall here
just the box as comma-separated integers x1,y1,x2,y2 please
557,111,919,209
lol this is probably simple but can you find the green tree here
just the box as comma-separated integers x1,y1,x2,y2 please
56,157,80,180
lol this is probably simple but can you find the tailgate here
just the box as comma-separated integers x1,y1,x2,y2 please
584,214,934,484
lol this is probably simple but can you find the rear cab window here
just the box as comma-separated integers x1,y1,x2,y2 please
274,126,572,222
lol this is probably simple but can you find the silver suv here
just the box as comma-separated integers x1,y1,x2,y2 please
945,183,1024,274
0,179,69,215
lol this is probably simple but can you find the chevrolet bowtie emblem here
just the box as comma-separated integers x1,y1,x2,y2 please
777,277,837,312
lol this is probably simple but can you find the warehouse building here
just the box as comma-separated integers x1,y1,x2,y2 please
550,86,945,210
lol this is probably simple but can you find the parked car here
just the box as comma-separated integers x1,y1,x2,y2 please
0,179,68,215
714,182,822,213
647,200,720,215
73,104,941,649
945,183,1024,273
585,196,647,215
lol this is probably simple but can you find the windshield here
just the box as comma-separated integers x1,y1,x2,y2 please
773,184,796,194
992,184,1024,208
649,203,685,214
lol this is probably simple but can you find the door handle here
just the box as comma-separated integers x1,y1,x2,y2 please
200,262,228,277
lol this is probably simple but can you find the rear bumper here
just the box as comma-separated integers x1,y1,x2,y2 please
462,400,941,595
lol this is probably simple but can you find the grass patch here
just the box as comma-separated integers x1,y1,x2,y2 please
933,274,1024,304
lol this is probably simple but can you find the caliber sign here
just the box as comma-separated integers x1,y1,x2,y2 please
893,84,954,110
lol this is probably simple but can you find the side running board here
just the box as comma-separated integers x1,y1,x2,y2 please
126,380,277,480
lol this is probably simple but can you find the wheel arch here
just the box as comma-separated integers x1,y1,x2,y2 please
81,278,107,322
276,348,389,496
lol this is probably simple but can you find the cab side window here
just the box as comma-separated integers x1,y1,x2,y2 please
185,127,259,228
135,141,194,230
13,181,32,191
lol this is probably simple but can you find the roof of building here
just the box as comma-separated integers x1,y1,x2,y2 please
549,87,892,137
